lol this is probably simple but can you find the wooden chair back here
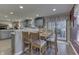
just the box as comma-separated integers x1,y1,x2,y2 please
30,32,39,41
22,32,29,41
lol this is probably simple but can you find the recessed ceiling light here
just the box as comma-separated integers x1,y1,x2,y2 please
10,12,14,15
4,16,8,18
19,6,23,9
52,8,56,11
36,14,39,17
30,18,32,19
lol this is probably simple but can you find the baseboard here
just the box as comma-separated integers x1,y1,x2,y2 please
14,51,23,55
69,41,78,55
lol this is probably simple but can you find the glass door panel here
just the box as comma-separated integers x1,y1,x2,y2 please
56,20,66,41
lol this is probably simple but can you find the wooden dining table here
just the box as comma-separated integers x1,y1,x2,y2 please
39,31,52,40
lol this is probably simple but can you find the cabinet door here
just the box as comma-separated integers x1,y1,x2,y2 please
0,31,11,39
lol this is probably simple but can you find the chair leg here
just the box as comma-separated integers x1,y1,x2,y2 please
40,48,42,55
55,43,58,55
30,44,33,55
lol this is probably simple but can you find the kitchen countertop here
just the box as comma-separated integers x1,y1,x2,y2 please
0,27,39,32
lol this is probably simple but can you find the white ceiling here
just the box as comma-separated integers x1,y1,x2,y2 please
0,4,73,21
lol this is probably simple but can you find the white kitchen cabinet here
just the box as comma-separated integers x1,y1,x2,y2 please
0,31,11,39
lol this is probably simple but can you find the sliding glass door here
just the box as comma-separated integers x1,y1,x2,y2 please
47,20,66,41
56,20,66,41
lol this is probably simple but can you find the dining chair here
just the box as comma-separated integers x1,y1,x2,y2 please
30,32,47,55
22,32,31,54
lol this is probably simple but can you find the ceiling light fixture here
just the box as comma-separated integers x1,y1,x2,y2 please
4,16,8,18
52,8,56,11
10,12,14,15
36,14,39,17
30,18,32,19
19,6,23,9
